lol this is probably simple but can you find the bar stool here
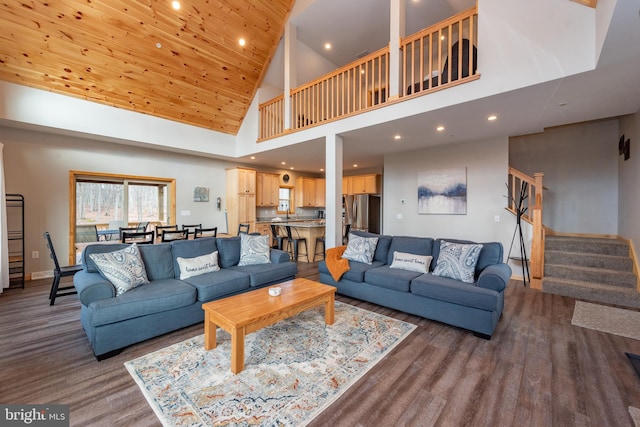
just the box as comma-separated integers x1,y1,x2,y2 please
270,224,284,250
285,226,308,262
314,230,325,260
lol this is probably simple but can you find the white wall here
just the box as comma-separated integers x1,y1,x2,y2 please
0,125,236,275
509,120,619,235
618,111,640,247
383,136,516,262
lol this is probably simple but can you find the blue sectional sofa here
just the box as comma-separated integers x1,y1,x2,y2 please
318,232,511,338
74,236,296,359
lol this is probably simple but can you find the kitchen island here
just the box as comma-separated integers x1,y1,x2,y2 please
272,221,325,262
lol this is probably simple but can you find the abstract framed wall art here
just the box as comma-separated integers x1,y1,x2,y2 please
417,168,467,214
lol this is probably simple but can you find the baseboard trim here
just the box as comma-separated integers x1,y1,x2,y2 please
31,270,54,280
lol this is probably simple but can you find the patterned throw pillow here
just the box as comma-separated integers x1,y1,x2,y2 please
342,233,379,265
432,241,483,284
238,233,271,266
89,243,149,295
177,251,220,280
389,251,432,274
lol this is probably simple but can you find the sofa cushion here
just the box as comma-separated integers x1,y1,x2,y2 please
138,243,175,280
340,260,385,283
176,251,220,279
351,231,392,263
88,278,196,326
342,233,379,264
216,236,241,268
82,243,129,273
238,233,271,266
411,274,500,312
171,238,218,279
432,241,483,284
89,244,149,295
365,266,422,292
389,251,432,274
432,238,503,275
230,262,298,287
181,269,251,301
387,236,434,265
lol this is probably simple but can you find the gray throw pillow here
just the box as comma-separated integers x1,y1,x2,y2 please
432,241,483,284
238,233,271,266
342,233,379,265
89,243,149,295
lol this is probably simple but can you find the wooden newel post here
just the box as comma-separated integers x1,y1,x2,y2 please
530,172,544,289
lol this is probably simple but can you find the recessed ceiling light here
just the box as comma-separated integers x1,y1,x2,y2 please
290,167,294,170
156,42,162,49
394,135,401,140
320,168,324,172
487,115,497,121
239,38,246,47
353,164,358,168
171,1,180,10
281,161,286,165
250,156,255,160
436,126,445,132
324,43,332,50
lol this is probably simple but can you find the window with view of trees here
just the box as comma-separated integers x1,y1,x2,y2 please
69,171,176,261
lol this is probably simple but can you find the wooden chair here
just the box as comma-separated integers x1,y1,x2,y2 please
194,227,218,239
343,223,351,245
161,229,188,242
238,223,250,235
44,232,82,305
121,230,155,244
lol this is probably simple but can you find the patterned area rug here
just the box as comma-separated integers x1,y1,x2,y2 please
572,301,640,340
125,301,416,426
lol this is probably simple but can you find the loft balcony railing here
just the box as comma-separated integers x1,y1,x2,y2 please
258,6,478,141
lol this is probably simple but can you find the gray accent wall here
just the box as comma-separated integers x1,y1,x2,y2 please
509,120,619,235
618,111,640,247
383,136,516,264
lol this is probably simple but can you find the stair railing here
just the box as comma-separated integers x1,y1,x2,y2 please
508,167,545,288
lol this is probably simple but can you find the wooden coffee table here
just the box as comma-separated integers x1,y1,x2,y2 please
202,278,337,374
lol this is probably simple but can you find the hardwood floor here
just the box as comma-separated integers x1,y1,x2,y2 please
2,263,640,426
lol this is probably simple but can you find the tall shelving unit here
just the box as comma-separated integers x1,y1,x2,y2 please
7,194,25,289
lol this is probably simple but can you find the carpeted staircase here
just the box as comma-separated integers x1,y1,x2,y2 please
542,235,640,308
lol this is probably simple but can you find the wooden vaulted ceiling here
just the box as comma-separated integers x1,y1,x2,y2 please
0,0,294,135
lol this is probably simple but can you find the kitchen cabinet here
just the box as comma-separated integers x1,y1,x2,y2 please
255,223,271,236
256,173,279,207
315,178,325,207
295,177,317,207
343,174,381,195
226,167,256,234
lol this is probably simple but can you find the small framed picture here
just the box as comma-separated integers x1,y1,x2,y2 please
193,187,209,202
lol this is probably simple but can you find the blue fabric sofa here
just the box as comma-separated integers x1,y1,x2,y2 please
318,232,511,338
74,236,296,359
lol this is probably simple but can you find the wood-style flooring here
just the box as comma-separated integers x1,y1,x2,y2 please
1,262,640,426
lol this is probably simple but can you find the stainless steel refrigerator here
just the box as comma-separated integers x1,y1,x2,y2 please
344,194,381,233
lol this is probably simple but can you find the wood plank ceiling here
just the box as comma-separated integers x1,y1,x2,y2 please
0,0,294,135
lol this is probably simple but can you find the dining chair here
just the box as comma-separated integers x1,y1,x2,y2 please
238,223,250,235
161,229,188,242
44,232,82,305
182,224,202,237
285,225,308,262
119,226,139,240
136,221,150,232
155,224,178,240
121,230,155,244
194,227,218,239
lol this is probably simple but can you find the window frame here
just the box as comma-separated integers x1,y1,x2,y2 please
69,170,176,264
276,185,295,215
